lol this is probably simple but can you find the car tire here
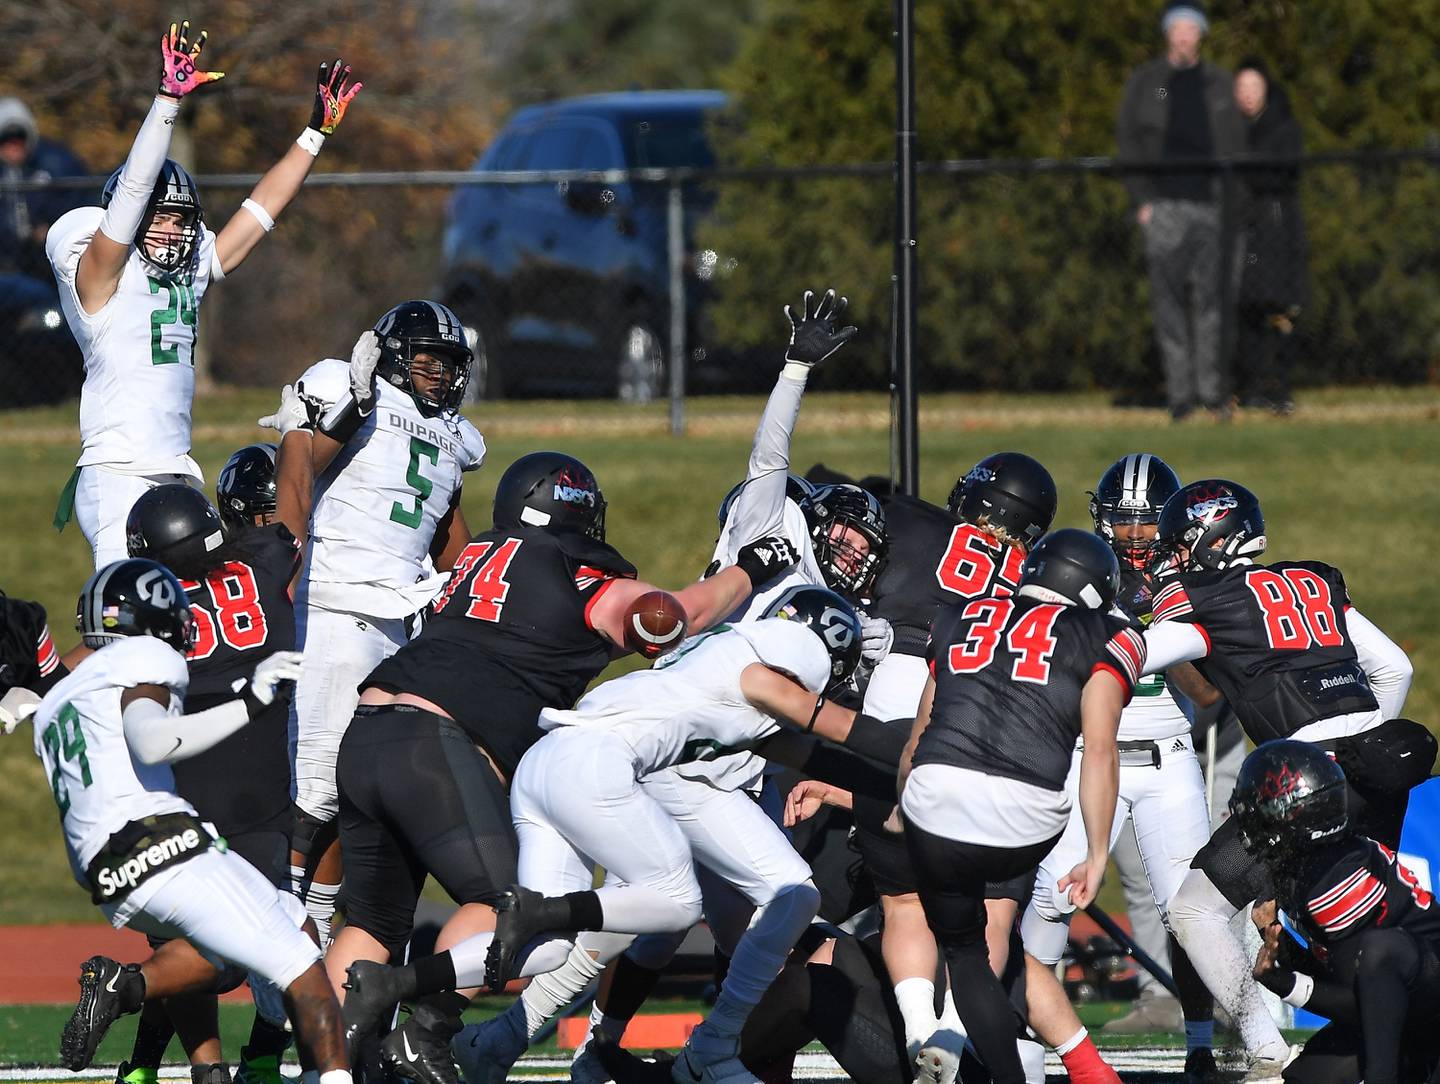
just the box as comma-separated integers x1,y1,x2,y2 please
616,321,665,404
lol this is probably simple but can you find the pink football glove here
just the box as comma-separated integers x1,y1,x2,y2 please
310,59,363,135
159,20,225,98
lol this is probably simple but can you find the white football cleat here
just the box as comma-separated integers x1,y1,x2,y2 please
913,1028,965,1084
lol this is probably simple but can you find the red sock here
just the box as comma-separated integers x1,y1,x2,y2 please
1059,1035,1121,1084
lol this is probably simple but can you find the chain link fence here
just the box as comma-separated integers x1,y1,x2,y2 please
3,153,1437,421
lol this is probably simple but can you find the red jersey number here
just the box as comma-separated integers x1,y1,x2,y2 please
182,562,269,661
935,525,1024,599
432,538,523,623
946,598,1061,684
1245,568,1345,651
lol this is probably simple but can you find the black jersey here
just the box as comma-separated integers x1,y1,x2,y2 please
0,593,63,696
869,497,1026,657
1151,560,1377,744
1277,837,1440,973
915,594,1145,790
173,523,300,834
366,525,636,777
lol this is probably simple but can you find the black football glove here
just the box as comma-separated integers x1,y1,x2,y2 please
784,288,857,368
735,534,800,586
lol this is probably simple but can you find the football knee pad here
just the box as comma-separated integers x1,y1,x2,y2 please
289,803,335,861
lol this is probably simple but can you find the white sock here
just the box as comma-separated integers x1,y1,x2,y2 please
1053,1027,1087,1057
937,988,967,1041
893,977,938,1052
1017,1038,1046,1084
318,1072,352,1084
522,943,608,1039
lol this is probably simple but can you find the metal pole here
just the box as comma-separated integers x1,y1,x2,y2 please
891,0,920,496
667,181,687,436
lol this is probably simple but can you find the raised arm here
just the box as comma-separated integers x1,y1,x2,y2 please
72,22,223,313
213,60,361,274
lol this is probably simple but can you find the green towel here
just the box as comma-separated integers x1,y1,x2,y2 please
53,466,81,532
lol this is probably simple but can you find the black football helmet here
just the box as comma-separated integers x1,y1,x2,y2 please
947,452,1057,550
1017,528,1121,610
372,300,474,416
76,558,196,652
716,474,816,528
216,443,278,533
1229,740,1349,857
761,584,864,693
493,451,607,541
800,484,888,598
102,160,203,280
1088,453,1182,570
126,484,226,581
1154,479,1267,574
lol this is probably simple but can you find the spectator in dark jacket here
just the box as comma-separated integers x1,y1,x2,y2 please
0,97,88,280
1117,2,1246,422
1233,61,1308,415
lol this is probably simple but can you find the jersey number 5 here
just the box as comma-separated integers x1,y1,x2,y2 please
1244,568,1344,651
947,598,1061,684
433,538,523,623
391,437,440,529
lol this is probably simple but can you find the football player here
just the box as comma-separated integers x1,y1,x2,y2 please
898,529,1139,1084
856,451,1055,1077
322,450,799,1081
1140,479,1418,1077
116,478,301,1084
469,290,891,1084
30,560,345,1079
261,301,485,948
46,19,360,568
1237,741,1440,1084
1020,454,1220,1082
343,588,893,1084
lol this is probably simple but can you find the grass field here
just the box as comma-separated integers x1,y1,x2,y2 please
1,386,1437,923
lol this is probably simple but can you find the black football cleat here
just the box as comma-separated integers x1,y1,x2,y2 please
61,956,142,1071
380,1013,463,1084
343,960,410,1056
593,1028,676,1084
483,885,559,992
1184,1047,1220,1084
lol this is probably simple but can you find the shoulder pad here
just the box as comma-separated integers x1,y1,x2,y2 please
107,637,189,693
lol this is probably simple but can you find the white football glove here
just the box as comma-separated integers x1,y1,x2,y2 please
258,383,311,437
0,687,40,736
858,612,894,666
236,651,305,707
349,329,382,414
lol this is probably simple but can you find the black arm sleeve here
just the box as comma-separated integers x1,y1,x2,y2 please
842,714,908,769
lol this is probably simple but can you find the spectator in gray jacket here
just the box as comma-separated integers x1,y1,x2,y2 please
0,97,88,280
1117,2,1245,421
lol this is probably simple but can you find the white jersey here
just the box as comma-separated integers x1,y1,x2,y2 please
32,637,196,886
47,207,218,478
538,619,829,777
296,358,486,618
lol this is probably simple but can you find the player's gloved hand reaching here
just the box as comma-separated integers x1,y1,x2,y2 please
158,20,225,99
348,330,382,416
784,288,857,370
310,58,362,135
0,687,40,736
735,534,800,586
258,383,313,436
858,611,894,665
233,650,305,710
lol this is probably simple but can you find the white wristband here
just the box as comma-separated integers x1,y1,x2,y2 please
781,361,812,382
241,198,276,232
1282,972,1314,1007
296,127,326,156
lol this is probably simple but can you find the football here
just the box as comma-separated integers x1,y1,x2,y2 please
624,589,689,659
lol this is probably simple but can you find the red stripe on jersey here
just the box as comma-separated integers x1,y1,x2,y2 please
1192,623,1212,654
1310,871,1385,932
1151,582,1193,622
582,577,620,631
35,627,59,676
1105,628,1145,684
1091,662,1135,705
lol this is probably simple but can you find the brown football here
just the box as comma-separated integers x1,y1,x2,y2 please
624,589,689,659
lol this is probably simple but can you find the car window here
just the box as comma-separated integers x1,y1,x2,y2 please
525,124,582,172
488,132,526,172
574,127,623,172
629,116,715,169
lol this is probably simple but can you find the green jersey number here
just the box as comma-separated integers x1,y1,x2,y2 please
43,703,93,816
390,437,440,529
149,278,197,366
1133,672,1167,698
